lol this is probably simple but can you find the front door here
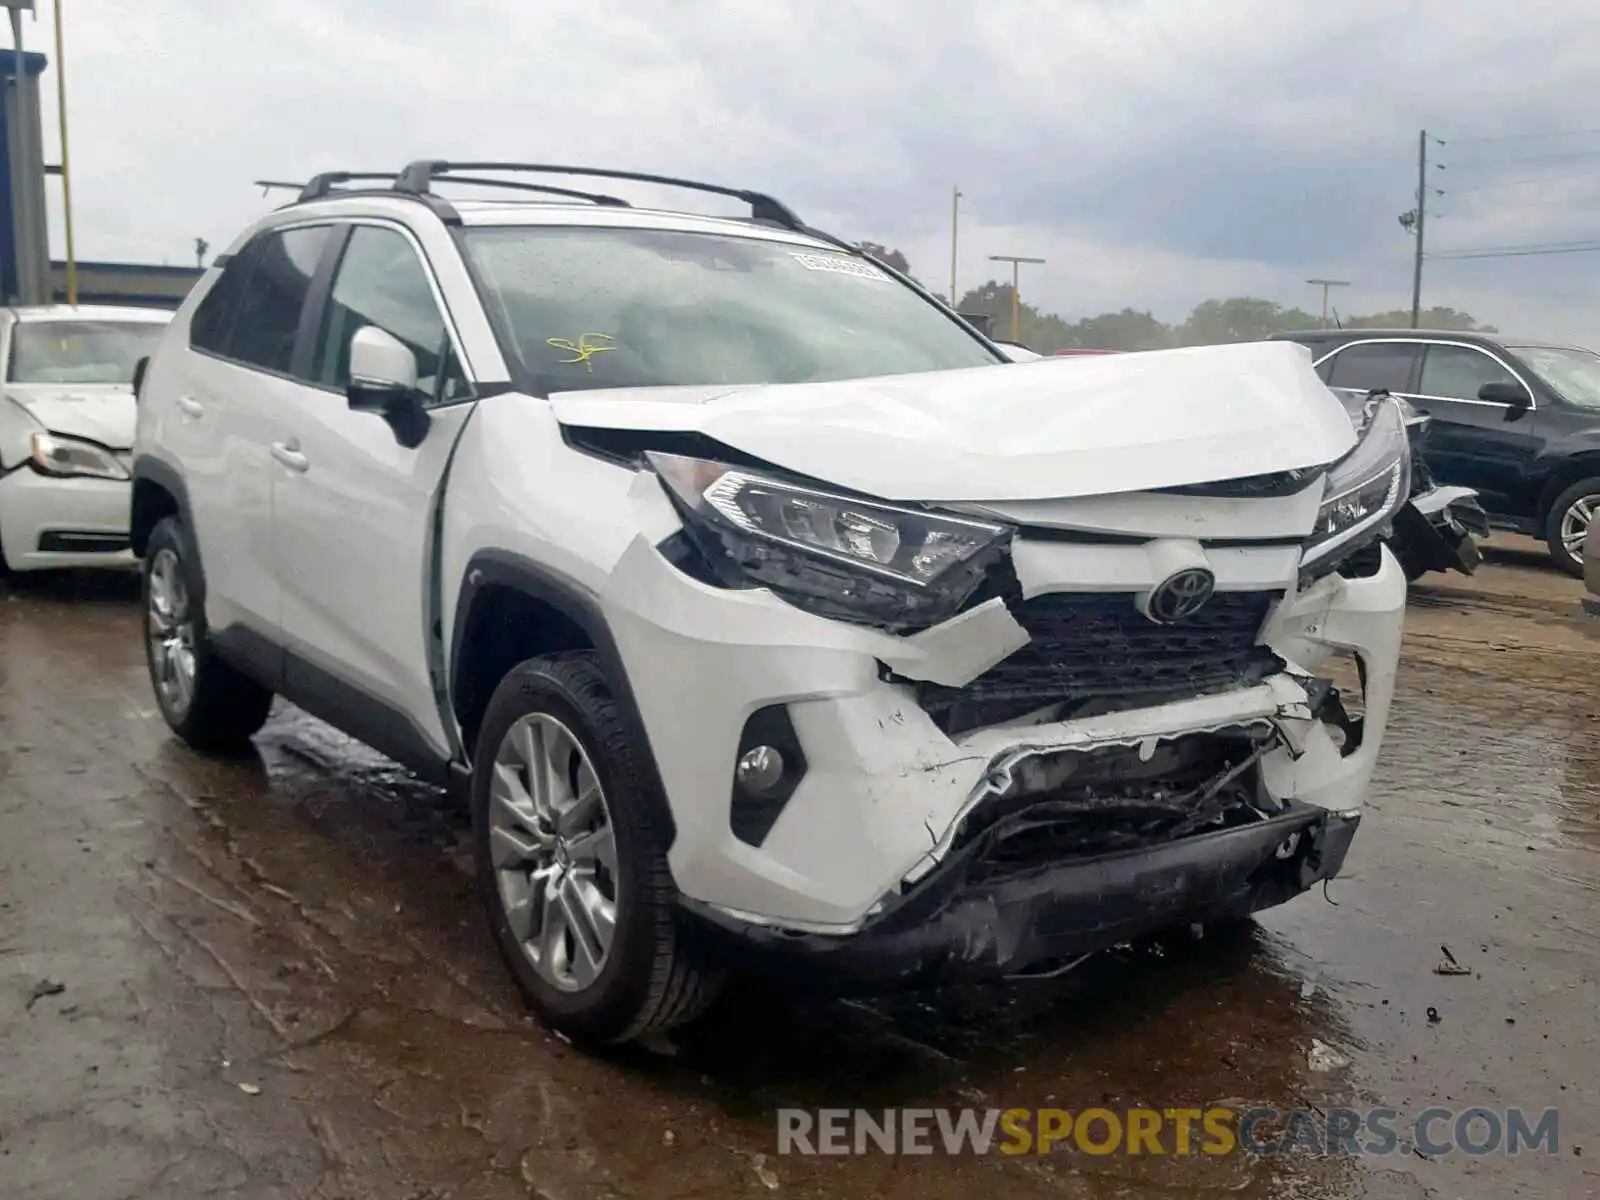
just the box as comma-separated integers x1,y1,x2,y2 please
270,221,478,768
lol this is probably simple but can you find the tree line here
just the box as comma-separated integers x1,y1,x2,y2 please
854,243,1493,352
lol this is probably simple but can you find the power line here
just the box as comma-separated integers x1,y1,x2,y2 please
1427,241,1600,262
1445,148,1600,170
1431,235,1600,255
1444,168,1600,195
1443,127,1600,145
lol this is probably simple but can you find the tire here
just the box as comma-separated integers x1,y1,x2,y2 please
1543,477,1600,578
472,653,724,1044
142,515,274,752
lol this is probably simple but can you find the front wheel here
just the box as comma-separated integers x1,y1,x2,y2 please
1544,478,1600,577
142,516,274,752
472,653,723,1044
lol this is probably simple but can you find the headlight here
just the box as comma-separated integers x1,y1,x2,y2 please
646,451,1011,631
1302,395,1411,573
29,432,130,481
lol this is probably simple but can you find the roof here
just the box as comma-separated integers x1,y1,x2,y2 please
5,303,174,324
1273,328,1596,353
0,50,48,80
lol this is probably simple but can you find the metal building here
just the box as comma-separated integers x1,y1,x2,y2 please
2,44,49,304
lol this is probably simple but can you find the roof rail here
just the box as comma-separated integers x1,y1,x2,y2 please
392,161,805,230
299,171,401,201
430,175,632,207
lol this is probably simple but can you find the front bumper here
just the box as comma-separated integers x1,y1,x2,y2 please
683,801,1359,990
601,474,1405,940
0,467,134,572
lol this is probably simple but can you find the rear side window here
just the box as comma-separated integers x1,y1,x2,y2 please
189,250,255,355
1323,342,1420,393
221,226,334,374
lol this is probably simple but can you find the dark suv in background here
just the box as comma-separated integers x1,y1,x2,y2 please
1270,329,1600,575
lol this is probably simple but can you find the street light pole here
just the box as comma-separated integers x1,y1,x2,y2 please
989,254,1045,343
1306,278,1350,329
5,0,46,304
948,185,961,307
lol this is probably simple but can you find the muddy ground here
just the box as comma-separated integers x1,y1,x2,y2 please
2,536,1596,1199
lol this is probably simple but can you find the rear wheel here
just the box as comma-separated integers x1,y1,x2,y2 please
143,516,274,751
1544,477,1600,577
472,653,723,1044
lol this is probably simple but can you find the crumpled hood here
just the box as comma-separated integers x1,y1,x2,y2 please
1,383,136,449
548,340,1358,502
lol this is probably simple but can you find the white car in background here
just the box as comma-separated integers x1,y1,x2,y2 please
0,305,171,573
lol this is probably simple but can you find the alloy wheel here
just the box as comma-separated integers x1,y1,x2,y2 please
1559,493,1597,559
488,712,619,992
147,548,197,717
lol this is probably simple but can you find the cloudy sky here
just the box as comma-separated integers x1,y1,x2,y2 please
18,0,1600,339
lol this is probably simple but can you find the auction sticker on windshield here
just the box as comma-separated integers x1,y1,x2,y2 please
789,253,892,281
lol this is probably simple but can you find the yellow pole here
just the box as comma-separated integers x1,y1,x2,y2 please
52,0,77,305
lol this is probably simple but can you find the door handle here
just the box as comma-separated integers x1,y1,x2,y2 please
270,439,309,473
176,395,204,417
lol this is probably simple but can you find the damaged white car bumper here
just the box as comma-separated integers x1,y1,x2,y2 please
600,476,1403,983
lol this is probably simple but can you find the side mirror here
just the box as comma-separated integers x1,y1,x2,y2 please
1479,379,1531,420
131,355,150,400
346,326,429,448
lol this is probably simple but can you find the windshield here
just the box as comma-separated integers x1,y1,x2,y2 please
460,227,1000,393
1510,344,1600,410
6,320,168,385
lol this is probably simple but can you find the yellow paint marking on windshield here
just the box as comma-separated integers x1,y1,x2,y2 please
547,333,617,371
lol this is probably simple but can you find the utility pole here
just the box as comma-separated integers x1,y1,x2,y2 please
1307,278,1350,328
194,237,208,268
989,254,1046,343
1410,129,1427,328
948,185,961,307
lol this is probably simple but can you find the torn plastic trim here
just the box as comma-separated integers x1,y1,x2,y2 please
677,801,1362,991
903,672,1322,888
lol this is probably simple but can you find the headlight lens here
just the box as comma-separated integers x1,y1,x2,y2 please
1303,395,1411,572
29,432,130,481
647,451,1011,631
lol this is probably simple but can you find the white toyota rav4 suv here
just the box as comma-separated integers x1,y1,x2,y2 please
131,162,1409,1044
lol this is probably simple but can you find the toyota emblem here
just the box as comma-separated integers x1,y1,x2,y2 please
1145,567,1216,624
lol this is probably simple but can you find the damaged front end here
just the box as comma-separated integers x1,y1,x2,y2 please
592,379,1409,989
683,678,1367,990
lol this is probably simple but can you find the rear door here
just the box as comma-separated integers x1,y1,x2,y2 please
270,220,479,769
163,224,336,648
1412,342,1542,513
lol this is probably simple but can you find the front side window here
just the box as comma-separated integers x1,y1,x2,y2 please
226,225,334,374
1510,345,1600,410
6,320,168,385
460,226,999,394
1418,344,1521,401
1323,342,1420,393
309,225,467,403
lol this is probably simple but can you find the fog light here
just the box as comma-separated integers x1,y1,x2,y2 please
735,745,785,794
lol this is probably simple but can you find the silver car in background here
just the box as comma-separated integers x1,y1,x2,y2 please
0,305,172,573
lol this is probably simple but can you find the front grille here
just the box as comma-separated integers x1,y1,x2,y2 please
916,590,1283,735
